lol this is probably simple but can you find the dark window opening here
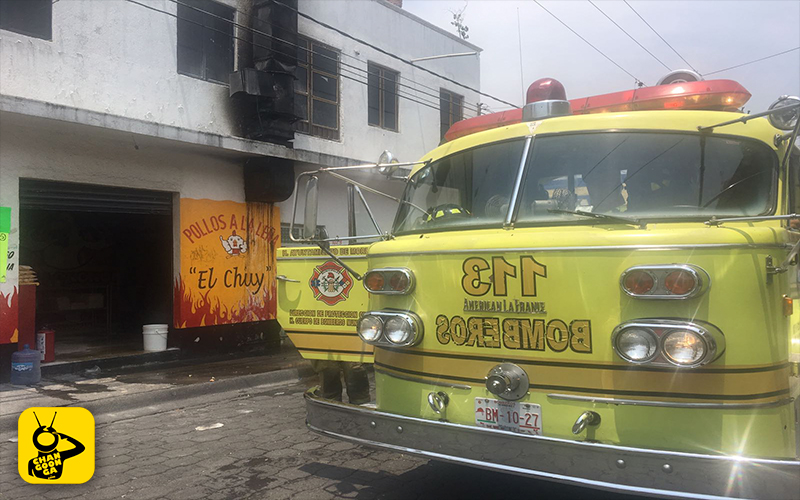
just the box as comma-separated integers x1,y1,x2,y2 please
0,0,52,40
440,89,463,141
295,36,340,141
368,62,399,131
177,0,235,84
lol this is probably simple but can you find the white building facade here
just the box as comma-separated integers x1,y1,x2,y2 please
0,0,480,365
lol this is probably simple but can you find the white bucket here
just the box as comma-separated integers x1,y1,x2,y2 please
142,324,168,351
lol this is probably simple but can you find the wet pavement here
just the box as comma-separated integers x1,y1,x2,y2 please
0,379,641,500
112,348,304,386
0,345,308,431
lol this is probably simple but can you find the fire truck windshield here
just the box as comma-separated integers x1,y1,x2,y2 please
393,132,777,234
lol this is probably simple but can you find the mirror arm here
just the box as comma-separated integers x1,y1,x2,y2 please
289,161,429,244
327,171,428,217
315,243,363,281
698,102,800,132
354,185,382,234
326,171,402,202
313,160,427,174
779,115,800,175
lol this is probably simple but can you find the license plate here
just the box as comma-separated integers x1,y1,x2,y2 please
475,398,542,435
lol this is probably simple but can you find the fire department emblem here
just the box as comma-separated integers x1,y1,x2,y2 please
309,261,353,306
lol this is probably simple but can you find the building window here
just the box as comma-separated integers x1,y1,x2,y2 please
0,0,52,40
177,0,235,84
295,37,340,141
368,63,399,131
440,89,464,140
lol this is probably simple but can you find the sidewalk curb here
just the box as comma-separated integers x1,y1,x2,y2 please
0,364,316,434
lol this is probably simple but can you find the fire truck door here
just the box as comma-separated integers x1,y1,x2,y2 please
276,184,379,362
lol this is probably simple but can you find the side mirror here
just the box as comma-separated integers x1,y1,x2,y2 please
303,176,319,239
377,150,401,176
768,96,800,131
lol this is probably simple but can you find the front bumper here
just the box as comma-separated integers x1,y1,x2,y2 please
305,390,800,499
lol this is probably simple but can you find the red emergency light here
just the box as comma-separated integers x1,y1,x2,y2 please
444,79,751,142
526,77,567,103
570,79,751,114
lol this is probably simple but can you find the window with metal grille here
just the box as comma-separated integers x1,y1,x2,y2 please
295,37,340,141
440,89,464,140
0,0,52,40
367,62,399,132
177,0,235,84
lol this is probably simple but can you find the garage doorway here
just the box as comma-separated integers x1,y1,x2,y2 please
19,180,173,362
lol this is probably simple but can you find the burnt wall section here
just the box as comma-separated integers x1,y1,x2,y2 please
230,0,298,146
244,157,295,203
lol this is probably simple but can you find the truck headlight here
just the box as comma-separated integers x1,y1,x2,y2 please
614,327,659,363
356,311,423,347
612,319,723,368
662,330,706,366
385,316,414,345
358,315,383,343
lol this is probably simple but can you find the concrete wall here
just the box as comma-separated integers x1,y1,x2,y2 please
0,0,480,165
0,0,247,137
295,0,481,164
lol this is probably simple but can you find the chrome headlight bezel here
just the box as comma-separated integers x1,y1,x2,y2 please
611,319,724,368
620,264,710,299
357,310,423,347
363,268,415,295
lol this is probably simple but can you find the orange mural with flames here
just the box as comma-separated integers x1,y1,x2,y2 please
174,199,280,329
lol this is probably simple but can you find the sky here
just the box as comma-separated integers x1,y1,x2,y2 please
402,0,800,114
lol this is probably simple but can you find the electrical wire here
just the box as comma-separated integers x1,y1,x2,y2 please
588,0,671,72
168,0,452,109
516,7,525,104
623,0,699,74
703,47,800,77
125,0,477,119
339,66,465,115
533,0,645,86
269,0,518,109
206,0,450,99
177,0,475,104
167,0,477,117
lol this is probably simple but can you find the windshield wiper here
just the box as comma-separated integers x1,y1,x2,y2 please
548,209,646,229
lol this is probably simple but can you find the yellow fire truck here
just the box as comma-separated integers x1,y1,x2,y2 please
277,74,800,499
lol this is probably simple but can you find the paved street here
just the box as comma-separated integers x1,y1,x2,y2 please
1,379,635,500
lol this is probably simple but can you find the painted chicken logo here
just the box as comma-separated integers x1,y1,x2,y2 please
220,230,247,256
309,261,353,306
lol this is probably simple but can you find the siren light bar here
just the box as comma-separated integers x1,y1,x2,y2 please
444,79,751,142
